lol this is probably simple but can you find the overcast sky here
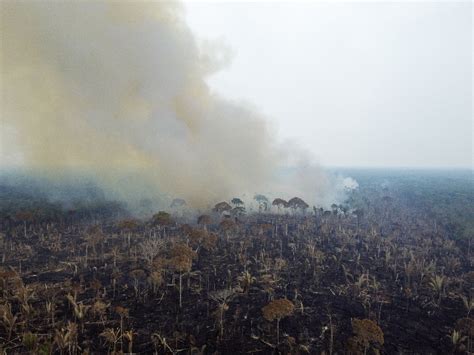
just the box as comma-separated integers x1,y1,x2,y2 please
183,1,472,168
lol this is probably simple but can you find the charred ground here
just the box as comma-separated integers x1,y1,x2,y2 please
0,169,472,354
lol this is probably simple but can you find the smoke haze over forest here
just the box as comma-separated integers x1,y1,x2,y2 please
1,1,471,211
1,1,347,208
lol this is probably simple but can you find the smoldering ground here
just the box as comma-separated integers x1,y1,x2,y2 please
1,0,354,211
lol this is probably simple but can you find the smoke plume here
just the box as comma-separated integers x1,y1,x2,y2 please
1,1,341,208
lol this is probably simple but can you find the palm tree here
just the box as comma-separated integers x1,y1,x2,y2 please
115,306,129,351
429,275,446,306
461,295,474,317
92,300,108,325
22,332,38,353
123,330,135,354
45,299,56,326
100,328,121,354
237,270,256,295
151,332,185,354
54,322,78,355
66,294,89,332
0,302,18,342
448,330,467,354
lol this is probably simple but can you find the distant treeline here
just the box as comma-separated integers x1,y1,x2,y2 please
0,184,128,223
343,168,474,240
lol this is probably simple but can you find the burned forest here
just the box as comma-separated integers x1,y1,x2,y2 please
1,1,471,354
0,170,472,354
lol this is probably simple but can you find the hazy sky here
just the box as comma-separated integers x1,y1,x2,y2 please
184,1,472,168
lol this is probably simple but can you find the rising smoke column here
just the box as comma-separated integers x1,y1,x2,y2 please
1,1,338,208
1,1,281,206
